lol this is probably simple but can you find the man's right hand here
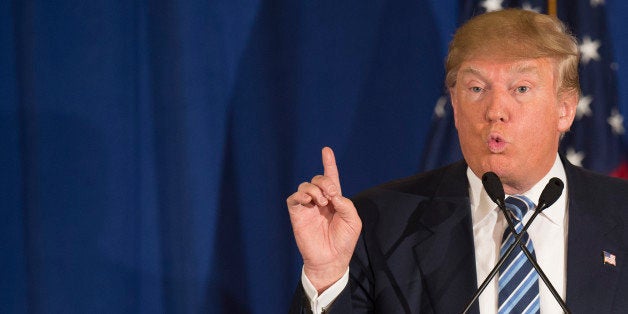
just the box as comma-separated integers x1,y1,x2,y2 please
287,147,362,294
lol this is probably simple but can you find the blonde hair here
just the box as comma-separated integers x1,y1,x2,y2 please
445,9,579,95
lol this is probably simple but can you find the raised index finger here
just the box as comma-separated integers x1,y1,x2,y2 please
322,147,341,193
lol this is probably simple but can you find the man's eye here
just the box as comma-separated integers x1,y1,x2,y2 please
470,87,483,93
516,86,530,93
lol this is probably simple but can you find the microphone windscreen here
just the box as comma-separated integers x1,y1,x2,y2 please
538,177,564,209
482,172,505,206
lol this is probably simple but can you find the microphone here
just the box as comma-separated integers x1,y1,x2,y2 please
462,173,570,313
482,172,505,208
538,177,564,209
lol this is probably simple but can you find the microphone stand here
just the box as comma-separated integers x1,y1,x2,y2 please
462,175,571,313
497,202,571,314
462,206,544,313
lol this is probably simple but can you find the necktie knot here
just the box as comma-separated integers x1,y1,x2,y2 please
504,195,535,222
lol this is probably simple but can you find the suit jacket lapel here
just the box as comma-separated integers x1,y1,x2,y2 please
410,161,480,314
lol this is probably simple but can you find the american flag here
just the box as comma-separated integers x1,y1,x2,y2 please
421,0,628,179
603,250,616,266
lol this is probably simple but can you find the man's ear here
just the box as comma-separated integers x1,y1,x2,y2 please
558,89,578,132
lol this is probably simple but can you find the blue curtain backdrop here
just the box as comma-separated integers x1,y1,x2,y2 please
1,1,627,313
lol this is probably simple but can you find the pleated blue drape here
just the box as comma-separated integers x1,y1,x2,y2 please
2,1,627,313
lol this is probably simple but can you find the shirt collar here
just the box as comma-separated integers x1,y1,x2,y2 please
467,154,568,226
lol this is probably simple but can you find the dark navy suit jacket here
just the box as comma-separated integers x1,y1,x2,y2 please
290,158,628,313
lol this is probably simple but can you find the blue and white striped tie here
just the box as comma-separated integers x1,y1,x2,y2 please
498,195,540,314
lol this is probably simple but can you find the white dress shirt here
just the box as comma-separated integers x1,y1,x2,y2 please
302,154,568,313
470,154,568,313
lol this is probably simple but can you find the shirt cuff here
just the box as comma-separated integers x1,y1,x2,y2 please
301,266,350,314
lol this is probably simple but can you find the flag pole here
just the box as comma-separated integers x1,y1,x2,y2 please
548,0,557,16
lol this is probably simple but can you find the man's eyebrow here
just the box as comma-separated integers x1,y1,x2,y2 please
459,64,541,77
459,67,483,76
458,67,487,82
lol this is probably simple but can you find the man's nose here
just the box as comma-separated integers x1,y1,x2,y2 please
485,90,510,123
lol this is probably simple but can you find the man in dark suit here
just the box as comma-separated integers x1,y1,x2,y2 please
287,9,628,313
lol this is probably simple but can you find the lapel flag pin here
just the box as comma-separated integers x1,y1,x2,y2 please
603,250,617,266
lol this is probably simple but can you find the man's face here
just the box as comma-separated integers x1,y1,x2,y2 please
450,57,577,194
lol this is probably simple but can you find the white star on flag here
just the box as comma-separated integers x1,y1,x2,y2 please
434,96,447,118
579,36,601,65
607,109,625,135
576,95,593,120
566,148,585,167
590,0,605,7
480,0,503,12
521,2,541,13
